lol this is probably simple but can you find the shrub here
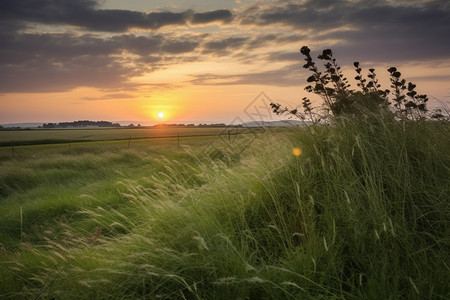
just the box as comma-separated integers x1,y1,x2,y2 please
270,46,441,122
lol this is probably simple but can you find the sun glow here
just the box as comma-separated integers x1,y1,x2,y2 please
158,112,164,118
292,148,302,157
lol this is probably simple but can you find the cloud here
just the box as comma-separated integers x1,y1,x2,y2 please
190,10,233,24
0,55,133,93
161,40,199,54
0,31,200,61
82,93,136,101
0,33,121,65
1,0,448,94
266,51,302,62
238,0,450,61
0,31,202,92
203,37,249,55
190,64,301,87
246,34,278,48
111,34,163,55
0,0,234,32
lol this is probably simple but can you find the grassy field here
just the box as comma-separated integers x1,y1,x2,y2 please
0,126,245,147
0,118,449,299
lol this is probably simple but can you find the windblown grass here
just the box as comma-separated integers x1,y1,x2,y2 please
0,117,449,299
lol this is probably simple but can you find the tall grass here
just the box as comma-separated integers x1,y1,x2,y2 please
280,116,450,298
0,117,449,299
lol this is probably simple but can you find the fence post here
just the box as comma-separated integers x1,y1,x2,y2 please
11,145,15,159
227,131,231,143
128,136,131,149
177,134,180,147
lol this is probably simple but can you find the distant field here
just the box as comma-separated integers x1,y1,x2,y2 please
0,127,248,146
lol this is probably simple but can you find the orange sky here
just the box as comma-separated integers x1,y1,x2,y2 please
1,0,449,125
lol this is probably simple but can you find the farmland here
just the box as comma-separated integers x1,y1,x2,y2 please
0,120,449,299
0,126,241,147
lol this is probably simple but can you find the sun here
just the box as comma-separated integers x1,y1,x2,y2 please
158,112,164,118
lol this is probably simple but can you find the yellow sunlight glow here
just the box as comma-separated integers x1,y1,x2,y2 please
158,112,164,118
292,148,302,157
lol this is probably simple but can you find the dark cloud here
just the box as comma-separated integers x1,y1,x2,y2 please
0,0,233,32
111,34,163,55
161,40,199,54
79,10,188,32
0,55,133,93
138,56,163,64
203,37,249,55
0,33,121,65
239,0,450,61
0,31,200,63
0,31,201,92
190,10,233,24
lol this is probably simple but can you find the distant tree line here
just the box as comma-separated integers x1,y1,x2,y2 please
42,120,121,128
197,123,229,127
17,121,241,129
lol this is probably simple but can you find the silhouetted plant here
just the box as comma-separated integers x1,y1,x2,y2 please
302,97,319,123
301,46,351,115
271,46,434,122
405,83,429,120
270,102,303,122
303,51,329,104
354,62,390,99
386,67,430,120
319,49,351,97
270,96,322,124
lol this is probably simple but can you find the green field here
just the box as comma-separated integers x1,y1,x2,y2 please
0,119,449,299
0,127,242,147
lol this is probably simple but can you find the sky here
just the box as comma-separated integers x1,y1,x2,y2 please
0,0,449,125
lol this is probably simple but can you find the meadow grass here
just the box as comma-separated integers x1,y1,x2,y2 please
0,118,449,299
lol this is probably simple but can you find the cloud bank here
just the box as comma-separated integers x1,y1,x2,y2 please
0,0,448,93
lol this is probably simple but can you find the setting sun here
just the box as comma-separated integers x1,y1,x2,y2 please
158,112,164,118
